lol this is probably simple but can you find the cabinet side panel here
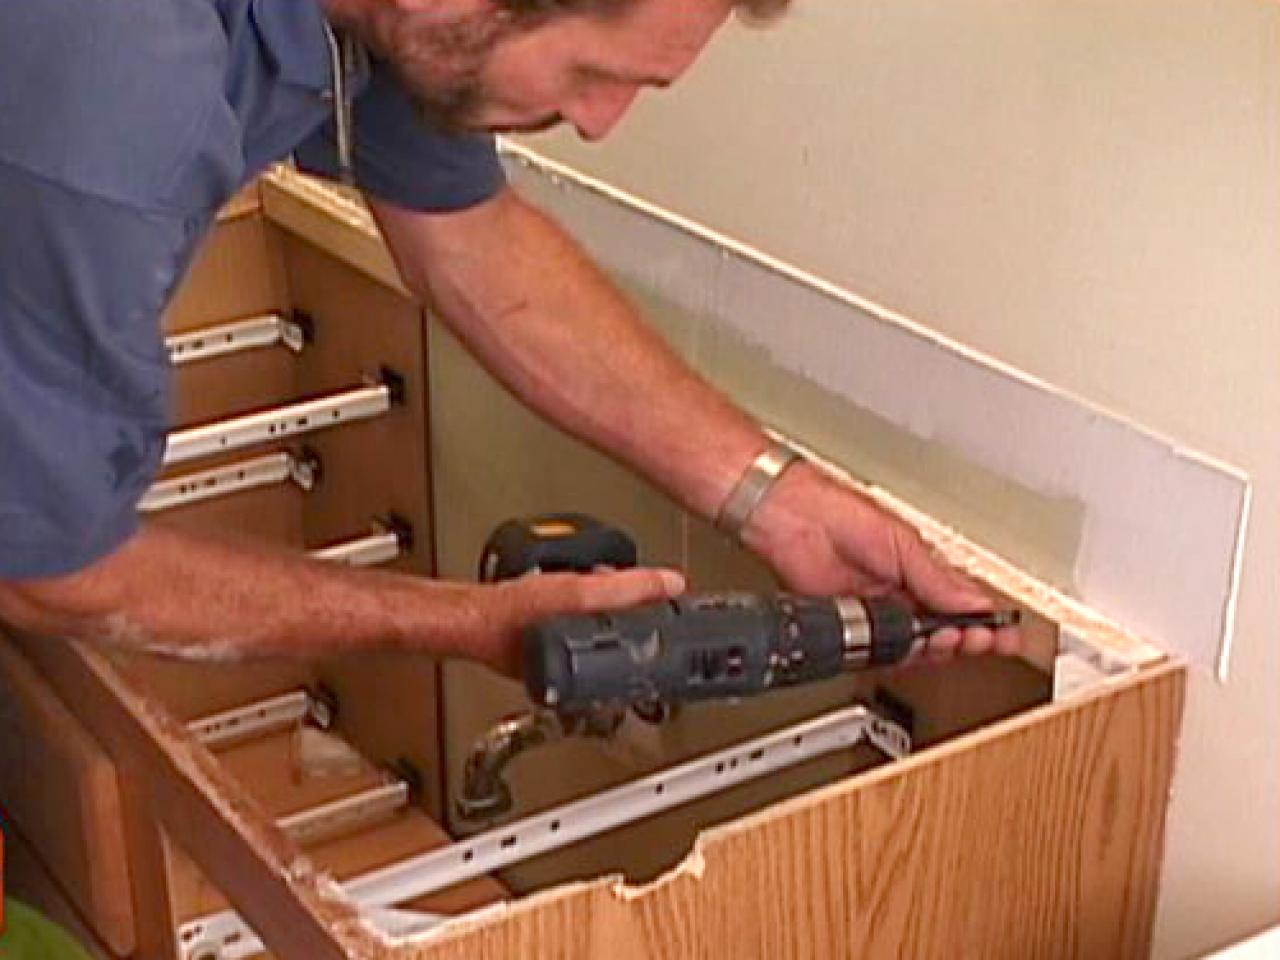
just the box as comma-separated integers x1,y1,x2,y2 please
281,232,445,818
0,635,136,956
164,215,288,334
409,666,1183,960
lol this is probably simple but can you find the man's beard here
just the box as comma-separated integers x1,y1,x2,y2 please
380,8,552,135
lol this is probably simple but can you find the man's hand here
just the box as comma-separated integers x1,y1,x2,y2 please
474,566,686,678
742,461,1021,660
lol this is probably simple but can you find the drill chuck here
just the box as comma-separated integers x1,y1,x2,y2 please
835,595,918,670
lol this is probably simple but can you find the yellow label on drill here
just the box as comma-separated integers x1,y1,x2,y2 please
530,520,578,539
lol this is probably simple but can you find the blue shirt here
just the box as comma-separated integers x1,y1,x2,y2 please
0,0,505,578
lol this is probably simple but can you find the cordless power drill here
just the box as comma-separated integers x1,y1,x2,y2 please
480,514,1020,715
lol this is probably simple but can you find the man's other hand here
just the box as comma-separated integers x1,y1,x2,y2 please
742,462,1021,661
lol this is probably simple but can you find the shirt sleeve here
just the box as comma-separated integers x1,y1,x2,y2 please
293,57,506,213
0,161,202,578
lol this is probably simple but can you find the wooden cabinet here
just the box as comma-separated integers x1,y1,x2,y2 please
0,169,1185,960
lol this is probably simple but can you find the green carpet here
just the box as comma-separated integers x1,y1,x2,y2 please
0,899,93,960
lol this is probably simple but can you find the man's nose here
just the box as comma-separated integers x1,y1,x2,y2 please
565,84,641,142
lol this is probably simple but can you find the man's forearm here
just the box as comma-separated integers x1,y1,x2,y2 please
373,190,770,522
372,189,1004,654
0,525,484,661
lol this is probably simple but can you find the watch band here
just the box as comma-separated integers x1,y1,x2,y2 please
714,441,801,538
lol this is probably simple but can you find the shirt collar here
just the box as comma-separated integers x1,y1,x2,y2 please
249,0,335,92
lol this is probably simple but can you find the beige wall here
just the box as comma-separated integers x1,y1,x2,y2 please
520,1,1280,955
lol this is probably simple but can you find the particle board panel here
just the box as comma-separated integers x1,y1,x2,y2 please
425,315,688,583
648,652,1049,768
680,512,777,594
873,651,1052,746
0,636,136,956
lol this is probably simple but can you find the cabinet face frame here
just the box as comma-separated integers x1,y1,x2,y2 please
12,170,1184,960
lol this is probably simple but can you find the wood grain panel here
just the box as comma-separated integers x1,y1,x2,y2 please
164,217,288,334
310,652,447,820
217,185,263,224
109,655,315,724
0,637,136,955
280,232,445,818
147,483,306,552
406,664,1183,960
119,776,184,960
171,348,299,428
260,171,407,295
282,233,431,562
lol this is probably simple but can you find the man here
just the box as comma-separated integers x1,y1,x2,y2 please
0,0,1016,676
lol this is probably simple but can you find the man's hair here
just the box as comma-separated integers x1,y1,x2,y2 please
494,0,791,25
